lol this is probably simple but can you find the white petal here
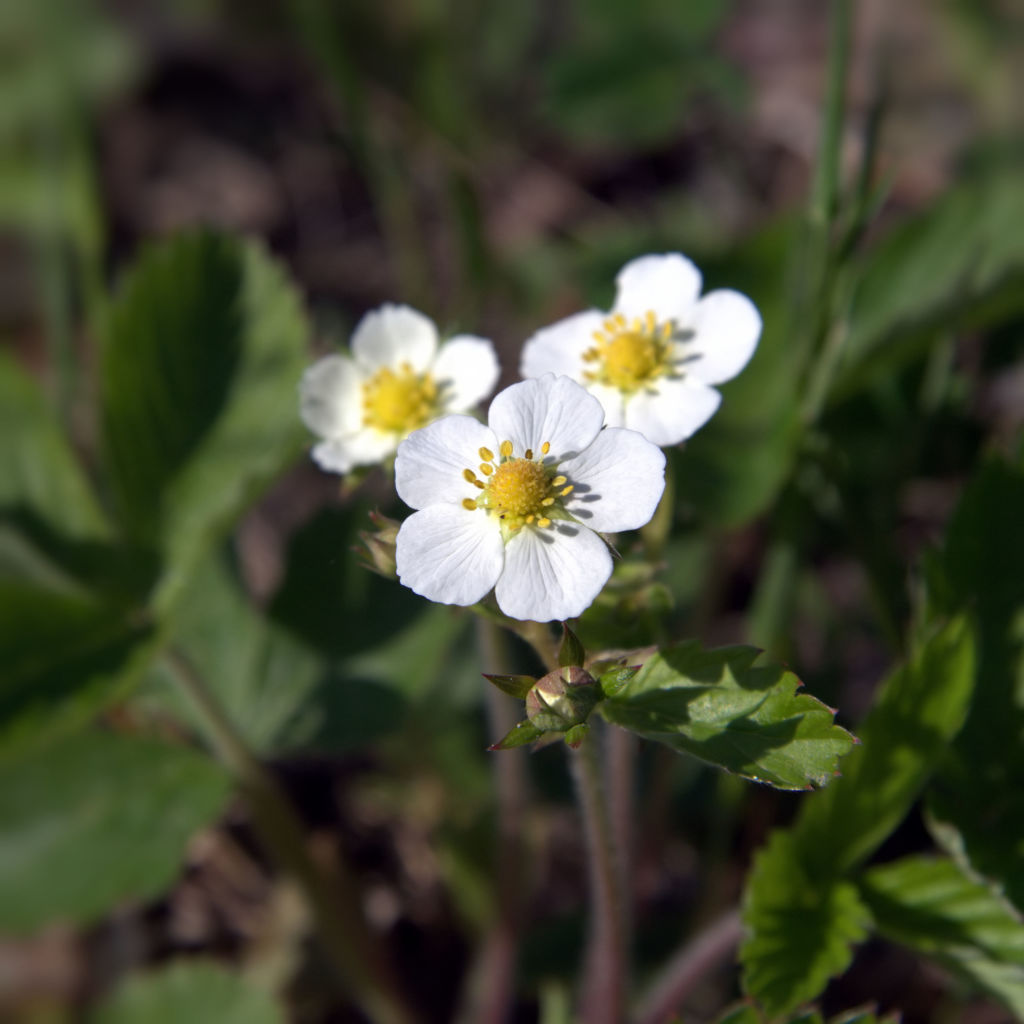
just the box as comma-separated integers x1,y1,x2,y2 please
432,335,500,412
310,438,359,474
495,524,612,622
684,289,762,385
333,427,400,468
624,377,722,446
520,310,605,380
561,428,666,533
395,415,498,510
614,253,703,323
396,505,504,607
488,375,605,461
351,303,439,372
299,354,364,439
585,382,627,429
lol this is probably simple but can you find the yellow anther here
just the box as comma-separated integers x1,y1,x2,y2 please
526,514,535,524
361,365,439,433
541,497,555,506
480,463,494,476
463,468,478,484
525,448,534,460
552,475,567,487
474,479,485,489
541,442,550,454
580,307,675,394
462,498,477,511
479,446,494,462
500,440,514,457
560,485,574,496
538,517,551,528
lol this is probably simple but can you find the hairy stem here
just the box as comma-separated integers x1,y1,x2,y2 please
455,619,531,1024
166,649,417,1024
571,724,627,1024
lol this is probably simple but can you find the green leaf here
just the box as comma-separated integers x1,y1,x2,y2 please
0,354,159,601
741,829,871,1016
713,1006,763,1024
860,855,1024,1018
599,641,855,790
839,171,1024,397
269,505,428,659
135,557,324,756
794,615,975,878
0,730,231,933
0,351,109,541
0,580,156,761
100,231,309,612
92,960,283,1024
926,459,1024,911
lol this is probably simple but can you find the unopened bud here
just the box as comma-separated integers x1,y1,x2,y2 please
356,510,400,578
526,665,599,734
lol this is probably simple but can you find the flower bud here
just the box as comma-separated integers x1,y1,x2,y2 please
525,665,600,734
356,510,400,578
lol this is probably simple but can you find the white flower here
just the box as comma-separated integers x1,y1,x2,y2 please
394,374,666,622
300,303,500,473
520,253,762,447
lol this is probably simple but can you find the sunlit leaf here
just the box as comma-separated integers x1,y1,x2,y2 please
92,960,283,1024
861,855,1024,1018
599,641,855,790
100,231,309,612
741,830,871,1015
0,730,230,933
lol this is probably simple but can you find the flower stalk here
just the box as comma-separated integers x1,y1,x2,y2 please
570,723,628,1024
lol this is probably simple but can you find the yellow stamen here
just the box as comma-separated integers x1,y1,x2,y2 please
362,365,439,433
581,307,678,394
463,437,575,538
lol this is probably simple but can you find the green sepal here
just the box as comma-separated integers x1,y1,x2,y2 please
489,720,545,751
597,664,641,698
558,622,586,668
483,673,536,700
564,723,589,750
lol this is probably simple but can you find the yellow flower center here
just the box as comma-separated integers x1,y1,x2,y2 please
362,363,439,433
582,310,677,394
461,440,575,539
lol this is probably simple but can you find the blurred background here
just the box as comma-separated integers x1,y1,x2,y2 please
2,0,1023,1021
